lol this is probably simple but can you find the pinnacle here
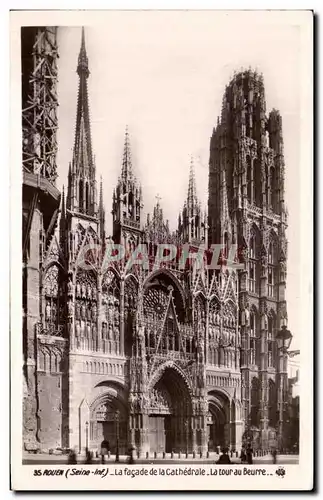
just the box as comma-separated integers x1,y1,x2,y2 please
121,125,133,181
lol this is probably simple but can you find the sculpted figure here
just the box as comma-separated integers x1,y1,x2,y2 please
68,301,74,317
45,302,51,321
92,303,97,321
75,302,80,320
67,278,73,296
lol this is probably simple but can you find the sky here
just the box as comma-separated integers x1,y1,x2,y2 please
56,12,303,349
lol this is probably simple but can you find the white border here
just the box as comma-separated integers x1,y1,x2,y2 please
7,6,314,494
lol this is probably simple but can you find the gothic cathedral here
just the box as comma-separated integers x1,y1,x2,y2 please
22,28,290,456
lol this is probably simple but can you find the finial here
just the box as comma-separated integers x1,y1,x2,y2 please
121,125,133,181
155,193,162,205
77,26,89,77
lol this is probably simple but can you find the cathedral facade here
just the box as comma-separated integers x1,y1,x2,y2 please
22,28,290,456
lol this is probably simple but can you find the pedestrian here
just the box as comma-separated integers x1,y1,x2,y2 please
216,447,231,464
271,447,277,464
101,439,110,464
67,449,77,465
240,446,247,464
85,448,92,464
127,446,135,464
246,444,253,464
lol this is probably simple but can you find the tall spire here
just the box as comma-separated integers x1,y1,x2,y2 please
73,27,93,176
187,156,199,213
77,26,89,77
121,126,133,181
99,176,105,241
68,27,97,217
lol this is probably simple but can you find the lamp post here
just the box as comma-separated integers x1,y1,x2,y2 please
276,323,293,452
85,421,89,451
185,419,189,458
115,410,120,463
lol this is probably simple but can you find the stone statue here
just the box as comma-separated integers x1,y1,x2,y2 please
45,302,51,321
108,324,113,340
67,278,73,296
68,301,74,317
76,282,81,298
81,303,86,320
75,302,80,320
87,304,92,321
92,303,97,321
241,306,250,327
261,253,267,276
81,283,86,298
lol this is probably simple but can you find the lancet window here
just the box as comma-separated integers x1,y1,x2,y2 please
124,277,138,356
268,379,277,427
249,309,257,366
249,233,258,294
268,240,278,299
267,313,276,368
250,377,261,427
208,299,220,366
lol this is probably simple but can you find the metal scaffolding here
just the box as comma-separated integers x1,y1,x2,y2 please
22,27,58,184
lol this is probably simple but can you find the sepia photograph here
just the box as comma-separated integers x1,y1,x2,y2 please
11,9,313,491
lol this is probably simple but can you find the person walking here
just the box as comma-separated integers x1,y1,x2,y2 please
67,449,77,464
246,444,253,464
271,447,277,464
240,446,247,464
85,448,92,464
100,440,110,464
216,447,231,464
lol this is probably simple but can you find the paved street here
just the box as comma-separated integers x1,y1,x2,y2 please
23,453,299,466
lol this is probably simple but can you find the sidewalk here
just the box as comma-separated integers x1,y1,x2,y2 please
23,451,299,466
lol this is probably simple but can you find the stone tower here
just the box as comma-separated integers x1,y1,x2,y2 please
208,69,288,450
22,27,61,451
112,128,143,249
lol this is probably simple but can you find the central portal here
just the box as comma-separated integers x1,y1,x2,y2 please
148,367,192,454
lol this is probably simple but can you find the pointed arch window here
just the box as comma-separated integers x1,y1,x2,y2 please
224,231,229,259
85,182,89,213
267,315,275,368
128,191,134,218
268,241,277,298
253,159,260,206
265,163,270,207
249,234,257,293
268,380,277,427
250,377,260,427
249,310,257,365
79,179,84,212
246,156,253,204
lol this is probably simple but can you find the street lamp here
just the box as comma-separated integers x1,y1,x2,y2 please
185,419,189,458
276,323,293,452
115,410,120,463
85,421,89,451
276,324,293,352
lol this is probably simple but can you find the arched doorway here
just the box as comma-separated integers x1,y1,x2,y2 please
148,366,192,454
90,383,128,454
207,391,230,452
